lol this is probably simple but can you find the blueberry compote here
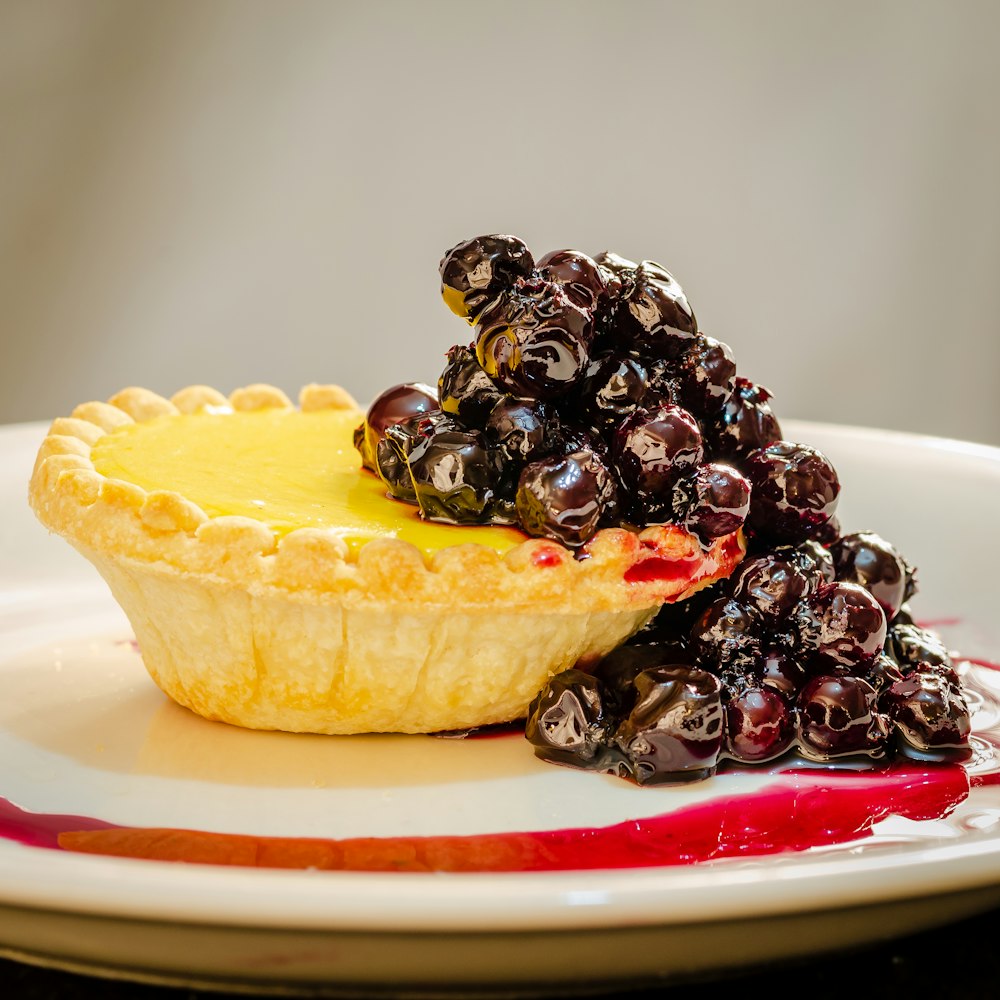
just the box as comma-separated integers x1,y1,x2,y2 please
527,531,974,783
354,234,975,784
354,234,782,549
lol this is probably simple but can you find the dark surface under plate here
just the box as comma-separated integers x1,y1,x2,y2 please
1,904,995,1000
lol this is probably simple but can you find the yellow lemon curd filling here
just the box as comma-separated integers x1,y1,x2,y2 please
91,407,528,557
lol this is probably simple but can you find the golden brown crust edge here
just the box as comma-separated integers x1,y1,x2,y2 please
28,384,745,613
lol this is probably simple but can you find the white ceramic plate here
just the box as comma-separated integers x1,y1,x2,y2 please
2,418,1000,997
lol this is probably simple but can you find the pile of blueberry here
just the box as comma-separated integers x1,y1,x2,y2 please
353,234,973,782
354,233,817,549
526,530,973,783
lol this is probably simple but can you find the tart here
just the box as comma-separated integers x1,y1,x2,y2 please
28,382,744,735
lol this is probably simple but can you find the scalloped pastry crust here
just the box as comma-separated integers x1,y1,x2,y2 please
28,384,745,734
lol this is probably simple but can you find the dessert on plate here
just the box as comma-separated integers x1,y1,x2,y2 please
27,234,971,772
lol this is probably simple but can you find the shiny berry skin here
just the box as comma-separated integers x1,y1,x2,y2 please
591,251,637,304
724,684,795,763
690,597,761,670
860,653,905,693
438,345,503,428
676,463,751,542
882,663,972,757
614,404,704,503
516,449,618,548
746,441,841,544
610,261,698,361
576,355,654,439
712,378,783,461
614,666,724,784
406,423,505,525
380,410,456,503
537,249,608,312
484,397,550,465
797,675,887,760
592,641,694,716
779,539,836,587
356,382,438,472
728,553,811,622
476,277,593,400
757,648,807,699
673,336,736,418
831,531,910,619
890,623,953,670
524,669,615,768
806,581,887,672
439,234,534,323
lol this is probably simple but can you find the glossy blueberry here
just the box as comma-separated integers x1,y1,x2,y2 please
689,597,762,670
516,449,618,548
438,345,504,428
484,397,550,465
609,261,698,361
537,249,609,312
575,355,654,439
673,336,736,418
592,641,695,716
356,382,438,472
614,404,704,504
711,378,783,461
614,666,724,784
890,623,953,670
676,462,751,542
746,441,841,544
881,663,972,758
524,669,616,768
797,675,888,760
406,422,506,524
439,234,534,323
476,277,593,400
806,581,887,672
727,553,811,623
724,684,795,763
831,531,910,619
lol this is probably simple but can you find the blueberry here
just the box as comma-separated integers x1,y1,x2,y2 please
806,581,887,673
592,641,694,716
537,249,609,312
406,422,506,524
355,382,438,472
673,336,736,418
609,261,698,361
516,449,618,548
476,277,593,400
797,675,888,760
727,553,811,623
675,462,751,542
439,234,534,323
689,597,762,670
746,441,841,544
831,531,911,619
575,355,655,439
711,377,783,461
614,666,724,784
724,684,795,763
613,403,704,504
881,663,972,758
524,669,617,768
889,623,953,671
757,647,807,700
438,345,504,428
484,396,551,465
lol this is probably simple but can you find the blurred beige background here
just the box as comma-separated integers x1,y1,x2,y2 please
1,0,998,443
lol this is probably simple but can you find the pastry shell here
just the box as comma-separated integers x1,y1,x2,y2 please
28,384,745,735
